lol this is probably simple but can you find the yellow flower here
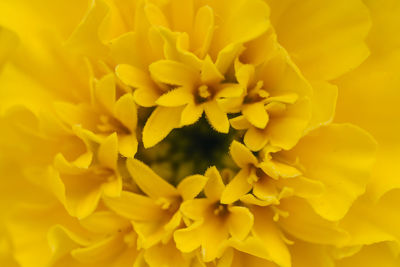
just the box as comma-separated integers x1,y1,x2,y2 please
1,0,400,266
174,166,254,262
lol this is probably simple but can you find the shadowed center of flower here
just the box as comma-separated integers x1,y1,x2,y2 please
97,115,130,135
137,116,238,184
213,203,229,218
243,81,269,104
195,84,216,104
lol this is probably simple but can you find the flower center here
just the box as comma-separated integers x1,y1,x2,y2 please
195,84,216,104
137,116,238,184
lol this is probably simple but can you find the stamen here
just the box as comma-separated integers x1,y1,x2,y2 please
198,85,211,99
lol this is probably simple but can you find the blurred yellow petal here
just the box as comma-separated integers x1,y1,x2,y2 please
283,124,377,220
268,0,371,80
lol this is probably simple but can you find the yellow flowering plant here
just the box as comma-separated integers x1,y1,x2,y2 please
0,0,399,266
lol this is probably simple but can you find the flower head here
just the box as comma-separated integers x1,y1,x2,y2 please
0,0,399,266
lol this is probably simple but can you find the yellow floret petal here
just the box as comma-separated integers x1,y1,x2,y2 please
306,81,338,132
126,158,178,199
149,59,198,87
180,103,204,126
268,0,371,80
71,233,124,263
221,169,252,204
173,221,202,253
204,166,226,201
204,101,230,133
144,3,170,28
201,56,224,85
250,206,291,267
180,198,211,221
97,133,118,170
66,0,110,58
155,87,193,107
0,27,18,70
279,197,349,246
118,134,138,158
229,140,258,168
177,174,208,201
210,0,270,56
244,127,268,152
283,124,377,221
142,106,183,148
116,64,155,91
104,191,163,221
143,239,189,267
114,93,137,132
242,102,269,129
192,5,214,59
228,206,254,240
94,73,116,113
265,97,311,150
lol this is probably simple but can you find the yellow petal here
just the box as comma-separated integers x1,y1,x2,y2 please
200,220,229,262
339,189,400,247
230,115,252,130
80,211,130,234
142,106,183,148
156,87,193,107
180,198,212,221
66,0,110,58
177,174,208,201
201,56,224,84
180,103,204,126
221,169,252,204
268,0,371,80
244,127,268,152
204,100,229,133
252,178,278,201
104,191,163,221
240,194,278,207
149,59,198,86
71,234,124,263
173,221,202,253
229,141,258,168
97,133,118,170
289,239,334,267
118,134,138,158
242,103,269,129
144,239,189,267
279,197,349,246
258,160,301,180
277,176,325,199
216,83,244,98
204,166,225,201
94,73,116,113
192,5,214,59
0,27,18,70
215,42,244,75
114,93,137,132
228,206,254,240
144,3,169,28
266,97,311,150
250,206,291,267
283,124,377,221
335,242,400,267
116,64,156,91
126,158,178,199
210,0,270,57
306,81,338,132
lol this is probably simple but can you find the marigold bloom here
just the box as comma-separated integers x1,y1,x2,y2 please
0,0,400,266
